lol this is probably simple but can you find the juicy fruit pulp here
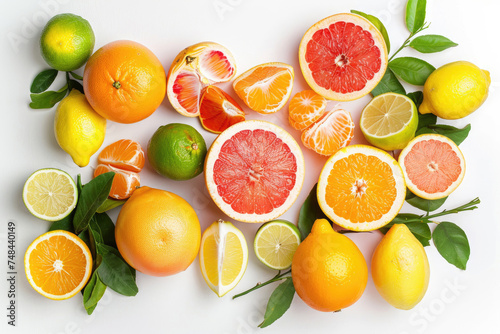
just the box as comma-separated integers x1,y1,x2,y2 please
205,120,305,223
288,90,327,131
199,85,245,133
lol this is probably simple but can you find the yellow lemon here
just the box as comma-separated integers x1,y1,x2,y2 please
54,90,106,167
420,61,490,119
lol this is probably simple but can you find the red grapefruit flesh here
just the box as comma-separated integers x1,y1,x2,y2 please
299,13,388,101
199,86,245,134
205,120,305,223
398,134,466,200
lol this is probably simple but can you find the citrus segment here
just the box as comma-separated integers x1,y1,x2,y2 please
97,139,145,173
24,230,92,300
199,86,245,134
94,164,140,200
288,90,327,130
171,69,203,116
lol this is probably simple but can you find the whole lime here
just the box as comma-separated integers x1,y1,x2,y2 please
148,123,207,180
40,13,95,71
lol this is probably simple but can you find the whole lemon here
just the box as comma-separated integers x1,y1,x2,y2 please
115,186,201,277
54,90,106,167
291,219,368,312
420,61,490,119
371,224,430,310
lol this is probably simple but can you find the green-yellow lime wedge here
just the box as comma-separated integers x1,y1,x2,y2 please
254,220,301,270
23,168,78,221
360,93,418,151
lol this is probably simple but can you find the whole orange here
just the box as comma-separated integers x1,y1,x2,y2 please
291,219,368,312
83,40,166,123
115,186,201,276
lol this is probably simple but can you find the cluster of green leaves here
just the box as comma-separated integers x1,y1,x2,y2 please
49,172,138,314
29,69,84,109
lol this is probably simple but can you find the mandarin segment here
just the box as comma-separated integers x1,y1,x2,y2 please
288,90,327,130
97,139,145,173
94,164,140,200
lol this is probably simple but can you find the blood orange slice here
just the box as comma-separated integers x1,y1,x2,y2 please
199,86,245,134
205,120,305,223
167,42,236,117
398,134,466,200
299,13,388,101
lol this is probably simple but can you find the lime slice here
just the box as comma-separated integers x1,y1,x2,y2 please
23,168,78,221
360,92,418,151
254,220,301,270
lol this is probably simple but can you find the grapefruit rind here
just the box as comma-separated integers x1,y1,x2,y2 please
398,134,466,200
317,145,406,231
205,120,305,223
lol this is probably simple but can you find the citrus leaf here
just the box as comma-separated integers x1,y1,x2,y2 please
83,269,107,315
48,214,74,233
407,91,424,109
351,10,390,52
371,68,405,96
68,79,84,94
389,57,435,86
97,243,138,296
417,113,437,131
78,229,93,257
410,34,458,53
259,277,295,328
69,71,84,80
96,198,127,213
30,69,58,93
406,191,448,213
416,124,471,146
379,221,431,247
432,222,470,269
406,0,427,33
298,183,330,240
379,213,430,233
92,212,116,248
29,84,68,109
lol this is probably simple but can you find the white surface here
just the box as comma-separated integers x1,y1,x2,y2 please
1,0,499,333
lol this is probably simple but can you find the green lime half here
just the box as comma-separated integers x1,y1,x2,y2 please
360,92,418,151
23,168,78,221
254,220,301,270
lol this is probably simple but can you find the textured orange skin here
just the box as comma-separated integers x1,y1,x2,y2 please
83,40,166,124
292,219,368,312
115,186,201,276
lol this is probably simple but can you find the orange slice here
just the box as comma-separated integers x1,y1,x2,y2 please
288,90,327,130
199,86,245,134
232,62,294,114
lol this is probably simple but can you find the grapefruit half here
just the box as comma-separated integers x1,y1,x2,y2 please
205,120,305,223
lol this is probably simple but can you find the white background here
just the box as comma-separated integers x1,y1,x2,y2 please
1,0,499,333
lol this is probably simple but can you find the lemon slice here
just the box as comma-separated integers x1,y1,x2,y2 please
360,93,418,151
23,168,78,221
254,220,301,270
199,219,248,297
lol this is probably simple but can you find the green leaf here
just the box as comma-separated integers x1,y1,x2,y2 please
410,34,458,53
97,244,138,296
371,69,406,96
416,124,471,146
73,172,115,234
48,214,75,233
298,184,330,240
29,84,68,109
406,0,427,33
91,212,116,248
407,91,424,109
406,191,448,212
96,198,127,213
351,10,390,52
30,69,58,93
78,229,94,257
379,220,431,247
68,80,84,94
83,269,107,315
259,277,295,328
432,222,470,269
417,113,437,131
69,71,84,80
379,213,430,233
389,57,435,86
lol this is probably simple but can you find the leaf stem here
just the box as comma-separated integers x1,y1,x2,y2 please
388,22,429,62
232,269,291,299
424,197,480,220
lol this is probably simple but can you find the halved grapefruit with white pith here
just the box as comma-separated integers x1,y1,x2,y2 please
398,134,466,200
205,120,305,223
299,13,388,101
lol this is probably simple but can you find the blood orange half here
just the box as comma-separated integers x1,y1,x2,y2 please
205,120,305,223
398,134,466,200
299,13,388,101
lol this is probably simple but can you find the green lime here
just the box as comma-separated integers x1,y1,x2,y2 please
40,13,95,71
147,123,207,180
254,220,301,270
360,92,418,151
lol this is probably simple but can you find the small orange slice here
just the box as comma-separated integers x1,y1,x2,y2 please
199,86,245,134
288,90,327,130
94,164,140,200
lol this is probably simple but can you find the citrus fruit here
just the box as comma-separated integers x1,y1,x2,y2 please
253,220,301,270
94,164,140,200
398,134,465,200
40,13,95,71
317,145,406,231
147,123,207,181
299,13,388,101
232,62,294,114
24,230,92,300
54,89,106,167
360,92,418,151
167,42,236,117
420,61,490,119
83,40,166,124
292,219,368,312
288,90,327,130
301,108,354,156
199,219,248,297
199,85,245,134
372,224,430,310
205,120,305,223
23,168,78,221
115,186,201,277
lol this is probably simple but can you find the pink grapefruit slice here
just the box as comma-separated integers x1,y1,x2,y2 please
205,120,305,223
398,134,466,200
299,13,388,101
